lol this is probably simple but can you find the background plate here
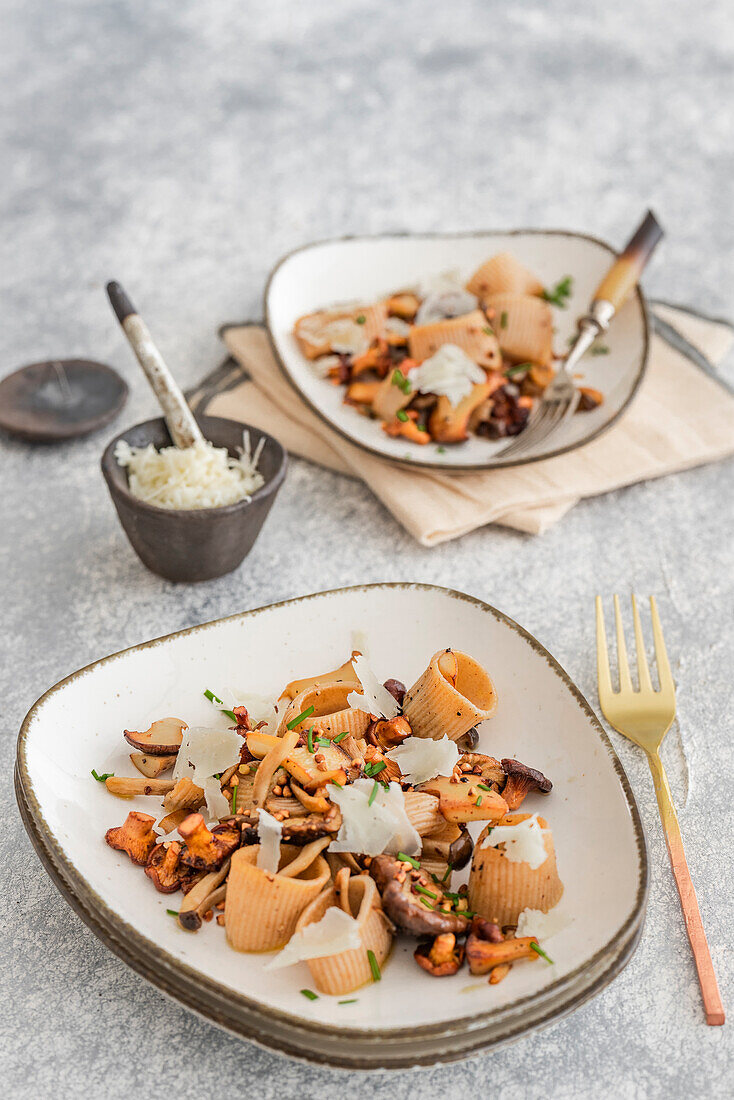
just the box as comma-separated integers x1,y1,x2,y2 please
16,584,647,1068
265,231,649,470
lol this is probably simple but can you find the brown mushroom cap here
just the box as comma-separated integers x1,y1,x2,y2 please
145,841,199,894
178,814,241,871
447,825,473,871
383,679,407,705
369,855,470,937
414,933,465,977
366,715,412,750
123,717,187,757
223,806,341,847
500,758,552,810
456,726,480,752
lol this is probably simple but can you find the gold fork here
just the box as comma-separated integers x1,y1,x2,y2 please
595,595,725,1026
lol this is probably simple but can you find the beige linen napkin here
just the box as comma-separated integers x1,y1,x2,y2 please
194,305,734,545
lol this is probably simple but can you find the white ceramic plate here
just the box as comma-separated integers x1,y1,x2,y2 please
265,230,650,470
16,584,647,1068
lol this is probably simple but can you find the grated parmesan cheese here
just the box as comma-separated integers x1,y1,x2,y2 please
329,778,421,857
480,813,549,870
386,734,459,786
347,655,400,719
173,725,242,821
114,431,265,510
516,907,570,941
408,344,486,407
257,809,283,874
265,907,361,969
415,289,478,326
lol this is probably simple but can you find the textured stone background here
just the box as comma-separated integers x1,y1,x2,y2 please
2,0,732,1096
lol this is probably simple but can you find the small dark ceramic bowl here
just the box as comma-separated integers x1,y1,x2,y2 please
101,416,287,582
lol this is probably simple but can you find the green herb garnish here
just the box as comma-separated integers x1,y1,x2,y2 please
476,794,483,807
306,728,315,754
437,445,446,454
330,779,343,789
415,885,437,900
396,410,409,423
355,314,366,324
91,769,114,783
231,785,238,814
541,275,573,308
287,705,315,730
204,689,237,722
339,998,358,1004
367,949,381,982
477,783,493,792
441,863,453,883
391,369,412,394
419,897,435,910
500,310,508,329
301,988,319,1000
365,760,386,778
333,731,349,744
482,325,494,336
530,942,554,964
397,852,419,869
504,362,532,377
591,343,610,355
368,780,380,806
166,909,179,917
316,737,331,748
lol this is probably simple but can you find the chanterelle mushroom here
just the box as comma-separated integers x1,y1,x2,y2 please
145,841,199,894
366,715,412,750
500,758,552,810
414,932,465,977
178,814,240,871
465,916,539,975
369,855,470,937
105,812,157,865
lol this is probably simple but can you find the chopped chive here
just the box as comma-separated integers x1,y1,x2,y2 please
500,310,508,329
396,409,409,423
591,343,610,355
477,783,493,792
306,728,315,753
476,794,483,807
204,688,236,722
316,737,331,747
91,769,114,782
391,369,412,394
430,872,440,884
339,998,358,1004
444,891,459,902
355,314,366,324
368,780,380,806
482,325,494,336
437,445,446,454
461,910,476,918
367,949,381,981
397,852,419,869
333,731,349,744
330,779,343,789
419,897,435,910
166,909,179,917
287,705,314,730
300,988,319,1000
504,362,532,377
541,276,573,308
231,785,238,814
441,863,453,883
365,760,386,778
530,942,554,964
415,885,437,900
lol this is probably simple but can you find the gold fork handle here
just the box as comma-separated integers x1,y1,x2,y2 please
647,751,725,1025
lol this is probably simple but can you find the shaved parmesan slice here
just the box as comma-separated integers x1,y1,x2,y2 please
300,315,370,357
350,629,369,658
265,907,361,969
329,779,420,857
384,316,412,337
408,344,486,407
415,289,478,326
257,809,283,874
221,689,278,732
386,734,459,785
173,725,242,821
347,655,400,719
417,268,466,297
153,823,185,844
516,907,570,941
480,813,548,870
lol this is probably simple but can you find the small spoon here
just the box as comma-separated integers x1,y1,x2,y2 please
106,281,204,449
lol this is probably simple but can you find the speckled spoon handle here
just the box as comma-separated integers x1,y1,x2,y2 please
106,281,204,449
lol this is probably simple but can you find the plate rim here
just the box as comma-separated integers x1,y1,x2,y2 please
15,582,649,1068
263,228,651,471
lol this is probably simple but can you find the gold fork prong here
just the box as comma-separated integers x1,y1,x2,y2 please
613,595,633,694
650,596,674,696
631,593,654,692
595,596,614,705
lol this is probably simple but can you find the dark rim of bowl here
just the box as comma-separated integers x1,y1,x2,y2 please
100,415,287,518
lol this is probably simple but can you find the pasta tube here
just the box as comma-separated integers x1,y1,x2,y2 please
403,791,443,836
294,303,387,360
485,293,554,367
468,814,563,925
408,310,501,369
225,843,331,952
466,252,544,302
278,682,361,735
297,874,393,995
402,649,497,741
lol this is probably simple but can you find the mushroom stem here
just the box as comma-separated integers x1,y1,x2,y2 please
105,776,176,798
178,859,231,931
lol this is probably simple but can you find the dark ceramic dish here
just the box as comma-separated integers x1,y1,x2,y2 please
101,416,287,582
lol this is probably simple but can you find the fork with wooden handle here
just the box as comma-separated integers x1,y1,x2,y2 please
596,595,725,1026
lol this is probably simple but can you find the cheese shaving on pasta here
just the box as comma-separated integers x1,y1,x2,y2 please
347,655,400,718
265,907,361,969
408,344,486,407
173,725,241,820
329,779,421,857
386,734,459,785
480,813,548,870
256,809,283,874
114,432,265,511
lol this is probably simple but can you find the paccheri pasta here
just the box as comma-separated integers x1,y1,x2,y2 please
291,254,605,449
100,647,564,997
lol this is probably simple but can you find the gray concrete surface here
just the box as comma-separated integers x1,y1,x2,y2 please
2,1,732,1096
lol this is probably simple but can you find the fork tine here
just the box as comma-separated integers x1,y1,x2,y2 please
631,594,654,692
650,596,674,695
613,595,633,693
499,401,567,458
595,596,614,705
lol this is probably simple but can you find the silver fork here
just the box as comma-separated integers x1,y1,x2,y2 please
497,211,663,460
